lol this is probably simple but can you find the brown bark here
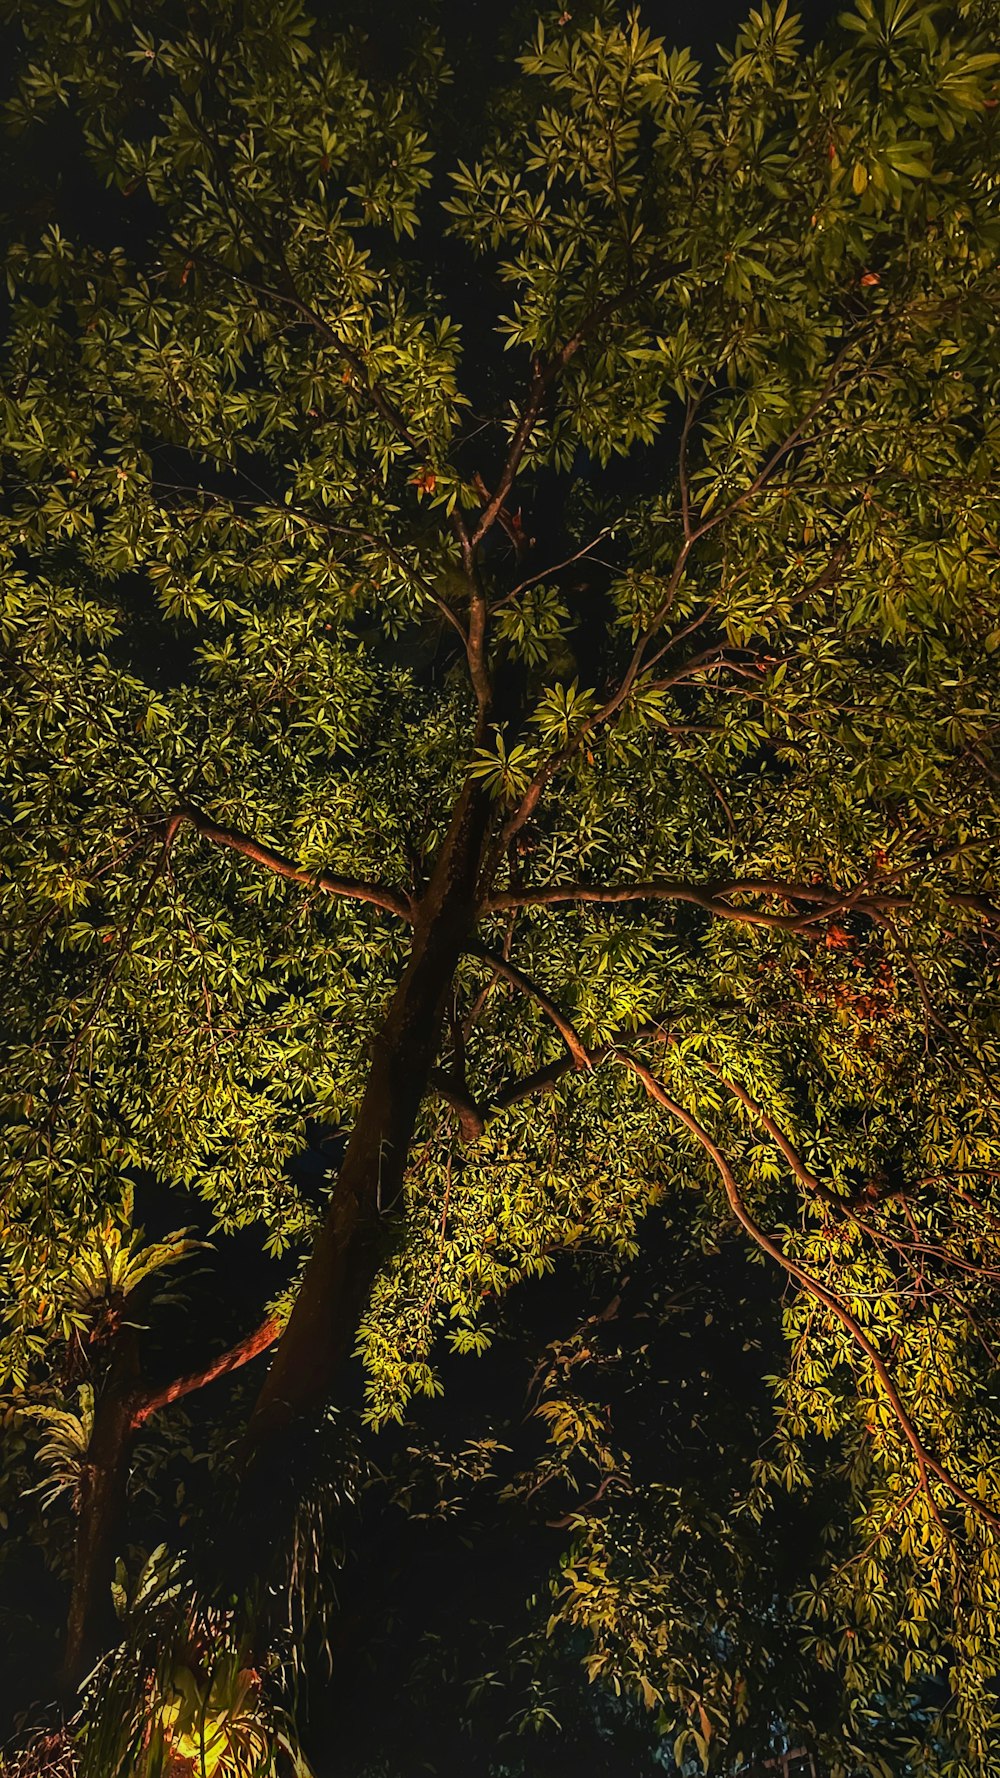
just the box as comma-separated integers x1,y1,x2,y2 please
60,1316,285,1695
57,776,492,1684
246,778,494,1447
132,1317,280,1426
61,1334,140,1698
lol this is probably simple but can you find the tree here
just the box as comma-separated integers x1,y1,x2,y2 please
1,0,1000,1769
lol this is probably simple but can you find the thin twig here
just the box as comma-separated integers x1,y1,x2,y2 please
491,529,617,611
616,1051,999,1534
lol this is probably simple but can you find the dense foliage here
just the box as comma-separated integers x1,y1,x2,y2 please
1,0,999,1771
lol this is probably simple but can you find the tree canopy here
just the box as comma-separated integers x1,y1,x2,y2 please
1,0,1000,1772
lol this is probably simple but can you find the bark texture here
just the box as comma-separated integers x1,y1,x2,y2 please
246,780,493,1446
61,780,493,1679
61,1335,140,1697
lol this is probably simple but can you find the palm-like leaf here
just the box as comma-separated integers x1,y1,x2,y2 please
152,1658,273,1778
65,1221,208,1320
22,1383,94,1510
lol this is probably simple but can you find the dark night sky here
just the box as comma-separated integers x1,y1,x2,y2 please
442,0,843,58
0,0,848,255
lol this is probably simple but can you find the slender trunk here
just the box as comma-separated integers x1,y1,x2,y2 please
59,1317,288,1695
61,1334,139,1699
246,779,493,1447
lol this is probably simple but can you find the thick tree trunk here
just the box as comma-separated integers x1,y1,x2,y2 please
59,781,491,1680
246,779,493,1447
60,1335,139,1699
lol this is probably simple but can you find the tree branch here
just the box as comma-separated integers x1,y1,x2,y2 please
494,350,865,854
429,1069,487,1142
687,341,862,540
697,1063,841,1207
465,562,492,721
678,389,702,541
469,291,634,553
470,944,591,1070
459,1020,669,1126
485,875,909,931
470,358,551,550
615,1051,1000,1534
709,1066,1000,1290
462,907,517,1035
492,1055,577,1113
302,512,471,648
232,264,423,460
172,803,414,922
131,1317,281,1427
490,528,617,612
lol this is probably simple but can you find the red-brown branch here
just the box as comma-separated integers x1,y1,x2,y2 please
131,1317,281,1427
470,360,551,550
486,870,1000,934
429,1069,487,1142
470,315,610,553
459,1019,668,1125
471,943,591,1070
486,875,909,931
615,1050,1000,1534
706,1064,1000,1289
697,1064,837,1204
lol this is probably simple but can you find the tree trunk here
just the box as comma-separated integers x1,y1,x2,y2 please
59,780,492,1686
61,1334,140,1699
246,778,494,1447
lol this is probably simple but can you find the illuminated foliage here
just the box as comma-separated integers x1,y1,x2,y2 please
0,0,999,1769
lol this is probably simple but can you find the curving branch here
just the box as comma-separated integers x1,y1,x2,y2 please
491,1055,577,1113
442,1019,668,1130
704,1063,1000,1291
470,358,553,550
615,1050,1000,1534
171,803,414,922
469,303,621,553
950,892,1000,926
131,1317,281,1427
486,871,1000,936
429,1069,487,1143
293,509,471,648
695,1063,839,1206
470,943,591,1070
686,341,861,540
486,875,908,932
469,273,656,559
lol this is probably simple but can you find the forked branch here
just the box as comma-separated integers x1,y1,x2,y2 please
470,297,626,552
616,1050,1000,1534
496,350,865,851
